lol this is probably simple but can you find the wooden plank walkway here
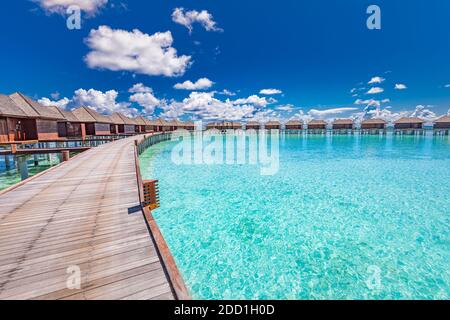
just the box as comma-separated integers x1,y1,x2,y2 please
0,135,175,300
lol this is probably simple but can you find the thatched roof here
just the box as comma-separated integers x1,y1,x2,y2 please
231,122,242,129
361,118,387,125
145,118,160,126
72,107,96,123
434,115,450,123
265,120,281,126
134,116,147,126
166,119,179,126
394,117,425,124
183,121,195,127
246,121,261,126
285,120,303,125
9,92,65,120
52,107,80,122
333,118,354,125
308,119,327,125
174,120,185,127
8,93,40,118
72,106,111,123
115,112,136,125
157,119,171,126
207,122,220,128
109,112,125,125
0,94,28,118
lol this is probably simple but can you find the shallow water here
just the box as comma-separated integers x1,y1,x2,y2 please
0,154,65,191
140,133,450,300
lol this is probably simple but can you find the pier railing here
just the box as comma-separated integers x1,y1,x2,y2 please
135,132,172,155
132,132,191,300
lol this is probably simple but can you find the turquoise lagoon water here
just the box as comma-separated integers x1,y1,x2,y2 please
139,133,450,300
0,154,65,191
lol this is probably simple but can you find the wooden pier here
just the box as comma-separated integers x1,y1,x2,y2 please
0,134,186,300
0,147,91,155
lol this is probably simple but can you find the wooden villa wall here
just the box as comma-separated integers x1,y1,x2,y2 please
7,118,38,141
333,124,353,130
36,119,59,140
285,125,303,130
57,122,67,137
0,118,8,143
395,123,423,129
434,123,450,129
119,124,135,134
94,123,111,135
361,124,385,129
59,122,84,138
308,124,326,130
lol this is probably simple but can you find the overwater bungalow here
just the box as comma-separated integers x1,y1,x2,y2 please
184,121,195,131
53,108,85,139
307,120,327,131
0,94,34,143
394,117,425,135
72,106,112,136
265,121,281,130
144,118,160,132
245,121,261,130
109,112,136,134
332,119,354,131
231,122,242,130
285,120,303,130
433,115,450,135
157,119,172,132
206,122,221,130
394,117,424,130
9,92,65,141
361,118,387,130
166,119,179,131
361,118,387,134
134,116,147,133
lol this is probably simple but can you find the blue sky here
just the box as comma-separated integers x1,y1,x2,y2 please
0,0,449,122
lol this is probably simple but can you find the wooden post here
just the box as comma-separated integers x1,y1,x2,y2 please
81,123,86,141
62,150,70,162
17,156,29,181
4,155,11,170
33,154,39,166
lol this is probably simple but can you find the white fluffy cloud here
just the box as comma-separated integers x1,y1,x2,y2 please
160,92,254,120
174,78,214,90
128,84,160,115
366,87,384,95
260,89,283,95
354,99,381,107
308,107,358,118
410,105,437,121
33,0,108,15
368,76,385,84
85,26,191,77
233,95,274,108
172,7,222,34
72,88,134,115
276,104,295,112
39,88,137,116
39,97,71,109
395,83,408,90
